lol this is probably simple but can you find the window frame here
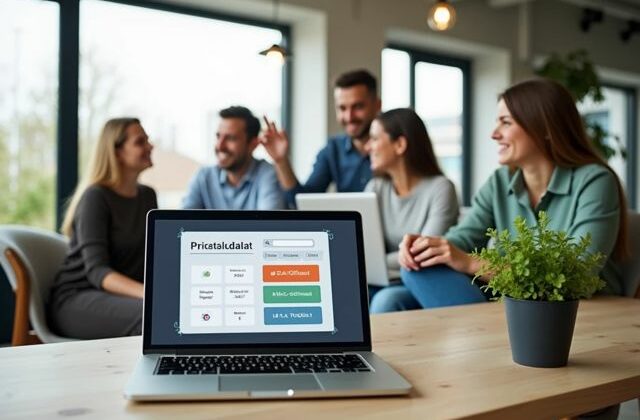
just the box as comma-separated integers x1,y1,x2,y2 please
50,0,292,227
600,82,638,209
386,44,472,205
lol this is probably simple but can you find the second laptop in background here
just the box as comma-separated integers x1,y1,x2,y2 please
296,192,395,287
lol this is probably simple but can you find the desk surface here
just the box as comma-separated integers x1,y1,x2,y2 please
1,297,639,419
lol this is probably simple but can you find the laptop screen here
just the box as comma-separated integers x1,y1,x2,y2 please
143,210,371,352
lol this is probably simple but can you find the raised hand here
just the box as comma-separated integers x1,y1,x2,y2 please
260,116,290,163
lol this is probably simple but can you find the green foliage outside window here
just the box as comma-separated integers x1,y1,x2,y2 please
0,111,56,229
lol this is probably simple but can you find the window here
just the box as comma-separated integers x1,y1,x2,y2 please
382,46,471,204
0,0,59,228
79,0,288,208
578,85,638,208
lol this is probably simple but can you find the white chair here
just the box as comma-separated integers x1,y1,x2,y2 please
620,211,640,298
0,225,78,345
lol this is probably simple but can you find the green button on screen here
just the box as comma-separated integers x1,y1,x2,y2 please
263,286,321,303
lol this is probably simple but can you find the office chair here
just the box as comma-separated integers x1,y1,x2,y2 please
0,225,78,345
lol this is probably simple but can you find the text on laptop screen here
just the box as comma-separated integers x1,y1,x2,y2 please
149,218,365,347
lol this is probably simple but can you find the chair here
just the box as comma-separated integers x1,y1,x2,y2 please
620,211,640,299
0,225,78,345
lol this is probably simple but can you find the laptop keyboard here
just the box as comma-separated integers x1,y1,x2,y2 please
155,354,372,375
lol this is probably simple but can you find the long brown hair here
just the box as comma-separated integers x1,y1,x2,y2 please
375,108,443,178
61,118,141,236
500,79,629,260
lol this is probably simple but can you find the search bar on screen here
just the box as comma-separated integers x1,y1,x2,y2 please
265,239,315,247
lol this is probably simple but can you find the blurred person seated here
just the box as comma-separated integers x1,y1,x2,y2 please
182,106,284,210
49,118,157,339
364,108,459,313
261,69,380,207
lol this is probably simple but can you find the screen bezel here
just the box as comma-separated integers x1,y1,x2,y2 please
142,209,372,354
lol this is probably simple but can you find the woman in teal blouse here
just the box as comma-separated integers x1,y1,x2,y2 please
370,78,629,312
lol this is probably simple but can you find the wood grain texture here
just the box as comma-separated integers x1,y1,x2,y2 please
1,297,639,419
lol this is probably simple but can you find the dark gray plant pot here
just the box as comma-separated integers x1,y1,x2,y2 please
504,296,579,368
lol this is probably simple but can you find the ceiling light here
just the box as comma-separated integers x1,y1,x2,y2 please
259,0,290,64
427,0,457,31
259,44,289,65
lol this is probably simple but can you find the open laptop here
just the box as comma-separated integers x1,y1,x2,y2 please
296,193,396,286
124,210,411,401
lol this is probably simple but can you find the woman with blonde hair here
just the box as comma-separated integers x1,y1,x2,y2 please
50,118,157,339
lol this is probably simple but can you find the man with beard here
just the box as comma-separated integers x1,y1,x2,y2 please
261,69,381,208
182,106,284,210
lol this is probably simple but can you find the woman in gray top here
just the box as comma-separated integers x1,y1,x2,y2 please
49,118,157,339
365,108,459,313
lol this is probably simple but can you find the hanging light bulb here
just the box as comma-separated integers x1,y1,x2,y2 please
259,44,288,65
427,0,457,31
258,0,291,64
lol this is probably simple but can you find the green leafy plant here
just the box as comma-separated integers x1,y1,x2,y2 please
535,50,626,161
472,212,606,301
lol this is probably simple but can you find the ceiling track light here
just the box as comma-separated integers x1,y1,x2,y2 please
579,8,603,33
620,20,640,43
427,0,457,32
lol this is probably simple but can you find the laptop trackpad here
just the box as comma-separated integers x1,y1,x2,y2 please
220,375,321,392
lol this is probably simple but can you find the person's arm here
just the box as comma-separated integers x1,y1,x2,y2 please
74,187,143,295
274,139,334,208
566,167,620,266
444,173,497,252
260,117,299,191
419,177,460,237
256,163,286,210
398,171,499,274
102,272,144,299
182,168,205,209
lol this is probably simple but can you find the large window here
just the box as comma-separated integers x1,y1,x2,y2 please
79,0,287,208
579,85,637,208
382,46,471,204
0,0,59,228
0,0,289,227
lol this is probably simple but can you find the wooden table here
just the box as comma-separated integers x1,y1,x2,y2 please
1,297,639,419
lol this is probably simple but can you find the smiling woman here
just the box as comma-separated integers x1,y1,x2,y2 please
371,78,630,313
49,118,158,339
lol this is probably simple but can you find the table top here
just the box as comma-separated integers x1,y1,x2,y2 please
1,297,639,419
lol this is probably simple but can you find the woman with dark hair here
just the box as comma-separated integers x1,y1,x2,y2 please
373,78,628,314
365,108,459,313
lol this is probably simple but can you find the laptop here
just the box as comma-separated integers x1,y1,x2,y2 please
124,210,411,400
296,193,396,286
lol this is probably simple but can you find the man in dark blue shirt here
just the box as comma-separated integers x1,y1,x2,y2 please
261,69,381,207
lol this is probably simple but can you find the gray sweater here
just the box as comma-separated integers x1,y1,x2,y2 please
51,184,157,302
365,175,459,273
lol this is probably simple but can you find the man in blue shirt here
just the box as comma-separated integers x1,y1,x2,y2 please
182,106,284,210
261,69,381,207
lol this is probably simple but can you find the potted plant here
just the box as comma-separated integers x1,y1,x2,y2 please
473,212,605,368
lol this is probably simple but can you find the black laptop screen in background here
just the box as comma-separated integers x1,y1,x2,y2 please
146,215,368,350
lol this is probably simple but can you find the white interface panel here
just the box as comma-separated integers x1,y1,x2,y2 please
179,231,334,334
